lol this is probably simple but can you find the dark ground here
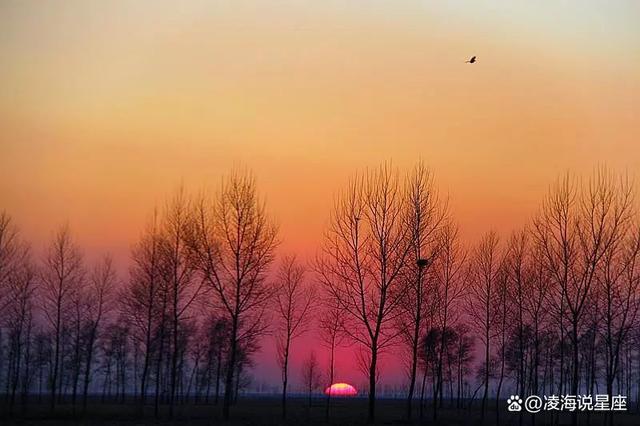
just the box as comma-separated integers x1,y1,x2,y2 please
0,397,638,426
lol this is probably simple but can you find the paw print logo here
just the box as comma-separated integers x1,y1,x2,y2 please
507,395,523,412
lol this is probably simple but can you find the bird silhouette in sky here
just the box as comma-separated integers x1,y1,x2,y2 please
466,56,476,63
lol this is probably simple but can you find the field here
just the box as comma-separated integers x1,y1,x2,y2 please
1,397,639,426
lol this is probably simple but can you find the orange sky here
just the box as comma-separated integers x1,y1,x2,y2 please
1,1,639,387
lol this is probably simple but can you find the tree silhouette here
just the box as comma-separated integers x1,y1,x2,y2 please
317,162,413,423
398,162,447,421
317,301,347,421
188,169,278,420
273,255,315,419
467,231,501,423
40,225,85,411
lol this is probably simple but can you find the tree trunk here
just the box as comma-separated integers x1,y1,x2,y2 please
406,315,419,420
571,320,579,426
82,329,97,413
154,310,167,418
325,344,335,422
51,297,62,412
419,364,427,419
367,348,377,424
281,336,290,419
169,294,179,418
496,345,505,426
215,347,222,405
222,318,238,420
481,328,489,423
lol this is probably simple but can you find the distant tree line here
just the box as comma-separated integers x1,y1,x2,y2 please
1,164,639,426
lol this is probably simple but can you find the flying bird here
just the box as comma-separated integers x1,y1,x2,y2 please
466,56,476,63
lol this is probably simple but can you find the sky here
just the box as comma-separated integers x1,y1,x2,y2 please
1,1,639,389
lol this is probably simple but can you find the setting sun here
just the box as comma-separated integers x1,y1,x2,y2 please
325,383,358,397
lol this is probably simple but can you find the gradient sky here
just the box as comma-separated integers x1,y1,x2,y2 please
1,1,639,389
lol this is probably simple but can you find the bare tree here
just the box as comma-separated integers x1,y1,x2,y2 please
317,163,412,423
503,228,529,418
158,188,203,418
431,222,467,420
301,350,322,407
151,263,170,417
273,255,315,419
0,212,32,414
318,302,347,421
399,162,447,421
188,169,278,420
69,278,86,412
467,231,501,423
40,225,84,410
1,233,35,415
493,257,510,426
121,212,163,409
600,220,640,426
533,169,634,426
524,241,551,399
81,255,116,411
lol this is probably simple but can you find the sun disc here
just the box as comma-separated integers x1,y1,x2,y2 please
324,382,358,397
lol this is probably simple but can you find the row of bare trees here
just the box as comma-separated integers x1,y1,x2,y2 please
316,163,640,425
0,171,278,421
1,164,640,426
0,215,119,417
